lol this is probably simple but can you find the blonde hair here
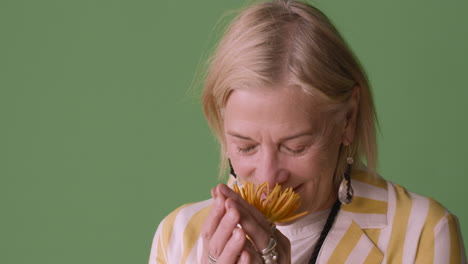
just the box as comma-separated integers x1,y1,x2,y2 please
201,0,379,184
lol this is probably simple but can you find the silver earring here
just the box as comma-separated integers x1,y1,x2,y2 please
338,157,354,204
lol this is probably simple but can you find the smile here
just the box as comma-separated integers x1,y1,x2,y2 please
293,184,304,193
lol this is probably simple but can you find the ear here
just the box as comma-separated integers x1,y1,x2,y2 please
342,86,360,146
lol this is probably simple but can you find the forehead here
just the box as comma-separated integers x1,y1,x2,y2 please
223,86,331,132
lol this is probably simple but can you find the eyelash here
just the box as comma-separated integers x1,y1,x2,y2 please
236,146,308,155
237,146,256,153
284,146,307,155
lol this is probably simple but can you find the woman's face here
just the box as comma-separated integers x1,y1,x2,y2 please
224,85,348,214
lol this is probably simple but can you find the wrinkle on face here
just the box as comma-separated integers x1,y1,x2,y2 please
223,84,345,215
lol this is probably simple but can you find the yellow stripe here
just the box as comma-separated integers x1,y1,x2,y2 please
156,236,165,264
362,229,382,263
363,246,383,264
386,184,413,264
181,205,212,263
341,196,387,214
156,204,191,263
447,214,462,264
414,198,446,263
351,170,387,190
363,229,381,245
327,221,363,263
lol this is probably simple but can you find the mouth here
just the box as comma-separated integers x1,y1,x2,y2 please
258,183,303,199
293,184,304,193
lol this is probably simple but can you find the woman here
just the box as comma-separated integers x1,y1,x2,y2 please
149,0,466,263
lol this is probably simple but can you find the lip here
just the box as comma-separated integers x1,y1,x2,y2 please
293,184,304,193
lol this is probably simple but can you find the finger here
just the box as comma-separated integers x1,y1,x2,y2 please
216,227,246,264
218,184,270,228
202,196,226,239
274,230,292,263
211,187,217,198
201,196,226,260
225,197,271,251
237,250,250,264
242,239,263,264
208,208,240,259
213,183,226,198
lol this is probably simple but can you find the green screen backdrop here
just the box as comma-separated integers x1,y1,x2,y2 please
1,0,467,263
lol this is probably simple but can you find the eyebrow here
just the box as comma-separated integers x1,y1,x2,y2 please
226,130,317,142
227,132,254,141
280,131,317,141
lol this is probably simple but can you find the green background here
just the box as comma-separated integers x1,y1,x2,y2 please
1,0,467,263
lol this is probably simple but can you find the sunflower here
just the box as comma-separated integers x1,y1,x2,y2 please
233,182,308,223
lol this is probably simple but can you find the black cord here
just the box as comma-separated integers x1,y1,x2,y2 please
308,199,341,264
228,158,237,178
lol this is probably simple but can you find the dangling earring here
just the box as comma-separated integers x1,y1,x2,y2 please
338,156,354,204
228,158,237,178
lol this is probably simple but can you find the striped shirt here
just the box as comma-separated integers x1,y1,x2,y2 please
149,170,466,263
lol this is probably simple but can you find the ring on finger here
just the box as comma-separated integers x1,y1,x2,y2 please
260,236,279,264
208,252,218,264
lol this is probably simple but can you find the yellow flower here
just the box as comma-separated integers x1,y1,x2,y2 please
233,182,308,223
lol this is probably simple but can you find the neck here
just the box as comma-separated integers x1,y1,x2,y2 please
314,187,337,212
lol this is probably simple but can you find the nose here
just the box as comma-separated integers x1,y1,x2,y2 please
255,148,289,187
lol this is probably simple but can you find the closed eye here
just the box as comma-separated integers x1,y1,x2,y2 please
283,146,308,155
237,146,256,153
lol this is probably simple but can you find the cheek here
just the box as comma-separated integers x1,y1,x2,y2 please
227,145,256,173
229,154,257,176
287,143,340,179
286,150,326,179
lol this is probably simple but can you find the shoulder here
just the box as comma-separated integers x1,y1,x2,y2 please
388,183,466,263
158,199,213,245
386,178,458,235
347,170,465,262
349,169,452,221
149,199,213,264
162,199,213,228
371,171,455,234
371,173,466,263
389,181,448,223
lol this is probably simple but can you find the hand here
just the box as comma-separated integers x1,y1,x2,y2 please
201,183,291,263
